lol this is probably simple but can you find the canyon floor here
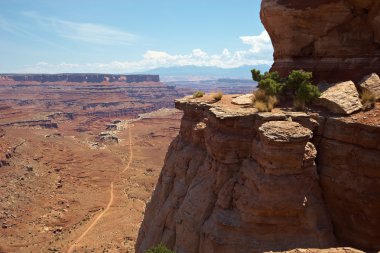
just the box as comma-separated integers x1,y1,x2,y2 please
0,109,182,253
0,79,185,253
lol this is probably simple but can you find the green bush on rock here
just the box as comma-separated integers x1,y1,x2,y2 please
250,68,321,111
287,70,320,110
145,244,175,253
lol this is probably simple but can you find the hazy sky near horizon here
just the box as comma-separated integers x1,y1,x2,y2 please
0,0,274,73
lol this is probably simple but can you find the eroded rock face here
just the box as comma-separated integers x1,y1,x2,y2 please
136,99,336,253
261,0,380,83
136,97,380,253
318,117,380,250
314,81,362,115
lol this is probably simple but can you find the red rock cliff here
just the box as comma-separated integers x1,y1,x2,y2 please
261,0,380,83
135,96,380,252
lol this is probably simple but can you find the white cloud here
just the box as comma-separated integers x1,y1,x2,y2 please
240,30,272,54
21,11,137,45
22,30,274,73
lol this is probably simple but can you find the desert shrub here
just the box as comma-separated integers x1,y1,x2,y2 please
254,100,269,112
212,91,223,101
361,89,376,110
294,82,321,110
254,88,267,102
286,70,320,110
286,70,313,91
262,71,284,83
253,89,278,112
250,69,320,111
192,90,205,98
251,69,262,82
145,244,174,253
251,69,284,83
258,78,284,96
251,69,284,96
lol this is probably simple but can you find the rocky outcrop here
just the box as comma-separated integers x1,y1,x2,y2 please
96,132,119,145
261,0,380,83
314,81,362,115
359,73,380,99
0,74,160,84
136,96,380,253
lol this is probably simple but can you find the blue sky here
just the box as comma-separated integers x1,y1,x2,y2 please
0,0,273,73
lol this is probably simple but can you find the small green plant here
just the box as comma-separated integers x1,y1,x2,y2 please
145,244,175,253
361,89,376,110
192,90,205,98
212,91,223,101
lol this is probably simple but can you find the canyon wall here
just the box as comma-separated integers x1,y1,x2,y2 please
0,80,180,130
261,0,380,83
136,97,380,253
0,74,160,84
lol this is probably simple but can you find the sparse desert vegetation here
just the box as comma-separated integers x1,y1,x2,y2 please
192,90,205,98
360,89,376,110
253,89,278,112
251,69,320,111
212,91,223,101
145,244,175,253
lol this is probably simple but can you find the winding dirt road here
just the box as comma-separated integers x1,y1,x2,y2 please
67,125,133,253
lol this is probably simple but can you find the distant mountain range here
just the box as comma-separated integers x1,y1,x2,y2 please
139,65,271,81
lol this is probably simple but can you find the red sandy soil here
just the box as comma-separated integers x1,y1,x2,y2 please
0,109,182,253
342,102,380,126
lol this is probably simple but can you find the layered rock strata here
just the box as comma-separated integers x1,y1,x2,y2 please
136,96,380,252
261,0,380,83
0,74,159,83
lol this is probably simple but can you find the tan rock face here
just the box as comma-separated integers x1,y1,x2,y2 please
314,81,362,115
261,0,380,83
359,73,380,99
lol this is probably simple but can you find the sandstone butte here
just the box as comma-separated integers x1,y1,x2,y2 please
136,1,380,253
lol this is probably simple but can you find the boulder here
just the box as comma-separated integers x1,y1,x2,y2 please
231,94,254,106
314,81,362,115
96,132,119,144
359,73,380,99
